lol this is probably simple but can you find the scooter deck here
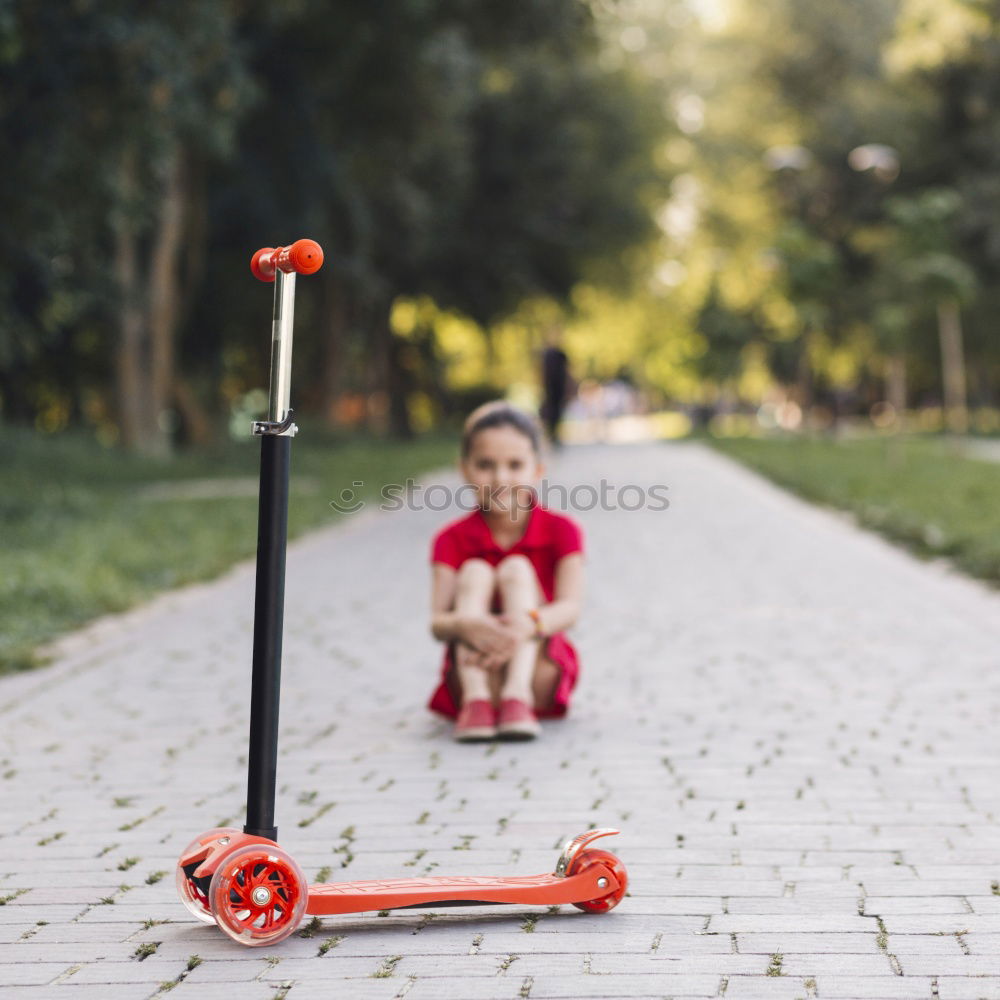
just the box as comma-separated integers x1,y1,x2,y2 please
305,866,621,915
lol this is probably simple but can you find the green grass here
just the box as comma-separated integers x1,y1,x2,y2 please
1,424,456,674
709,433,1000,586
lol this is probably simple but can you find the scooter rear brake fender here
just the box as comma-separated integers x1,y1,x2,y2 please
181,832,279,880
554,828,621,877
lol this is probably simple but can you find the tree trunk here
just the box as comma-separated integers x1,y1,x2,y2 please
113,144,189,455
367,299,413,438
113,145,147,452
145,146,187,457
173,376,213,447
319,270,350,428
936,297,968,435
885,353,907,425
795,331,814,414
171,152,215,447
386,327,414,439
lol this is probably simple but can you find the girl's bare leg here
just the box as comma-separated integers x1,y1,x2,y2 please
495,555,544,704
531,652,561,713
452,558,496,705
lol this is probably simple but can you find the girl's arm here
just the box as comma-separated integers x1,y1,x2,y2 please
504,552,584,640
429,563,462,641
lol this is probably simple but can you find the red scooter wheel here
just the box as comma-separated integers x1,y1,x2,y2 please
175,827,241,924
209,844,307,946
567,849,628,913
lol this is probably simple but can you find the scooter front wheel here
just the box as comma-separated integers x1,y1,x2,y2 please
209,844,307,946
567,849,628,913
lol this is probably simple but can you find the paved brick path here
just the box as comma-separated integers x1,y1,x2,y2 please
3,441,1000,999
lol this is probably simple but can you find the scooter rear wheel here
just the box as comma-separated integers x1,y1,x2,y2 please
175,827,241,924
567,848,628,913
209,844,307,946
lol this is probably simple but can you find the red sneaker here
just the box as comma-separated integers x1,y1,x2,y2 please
497,698,541,741
454,699,497,742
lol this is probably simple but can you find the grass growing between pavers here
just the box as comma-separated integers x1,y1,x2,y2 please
1,424,456,674
709,434,1000,587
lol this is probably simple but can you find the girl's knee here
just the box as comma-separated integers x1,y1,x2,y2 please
496,554,535,586
456,558,495,586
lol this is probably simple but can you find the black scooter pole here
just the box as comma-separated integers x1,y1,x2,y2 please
244,432,290,840
242,244,322,840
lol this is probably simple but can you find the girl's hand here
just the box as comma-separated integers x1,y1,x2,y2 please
458,614,513,659
473,614,537,670
498,612,537,643
455,639,508,673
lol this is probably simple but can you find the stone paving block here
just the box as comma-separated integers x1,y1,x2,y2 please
777,953,896,976
524,973,721,997
736,932,881,954
863,897,973,914
0,940,138,964
896,954,1000,975
721,978,819,999
0,905,83,924
790,883,866,898
964,933,1000,955
936,979,1000,1000
815,974,936,997
63,959,198,985
709,915,872,933
885,933,966,955
27,921,145,944
0,962,72,986
166,986,279,1000
882,916,1000,933
967,897,1000,914
5,987,188,1000
862,881,993,897
259,954,407,979
0,923,35,943
724,898,863,915
174,958,275,983
299,977,503,1000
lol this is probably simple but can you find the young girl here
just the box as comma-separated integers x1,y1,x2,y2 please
427,401,585,742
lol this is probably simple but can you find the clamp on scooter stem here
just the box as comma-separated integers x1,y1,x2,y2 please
251,410,297,438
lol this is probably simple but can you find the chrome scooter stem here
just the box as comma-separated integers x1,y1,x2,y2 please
253,269,298,437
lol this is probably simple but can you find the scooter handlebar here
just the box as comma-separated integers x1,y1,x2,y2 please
251,239,324,282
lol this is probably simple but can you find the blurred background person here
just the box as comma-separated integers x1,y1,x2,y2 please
540,326,572,447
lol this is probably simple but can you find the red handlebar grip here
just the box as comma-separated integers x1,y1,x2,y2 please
250,247,277,282
250,240,324,282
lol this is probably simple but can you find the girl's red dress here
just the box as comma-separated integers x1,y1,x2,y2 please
428,501,584,719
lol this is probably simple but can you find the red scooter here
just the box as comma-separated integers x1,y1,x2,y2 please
174,241,628,945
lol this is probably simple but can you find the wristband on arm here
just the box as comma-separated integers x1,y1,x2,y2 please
527,607,545,640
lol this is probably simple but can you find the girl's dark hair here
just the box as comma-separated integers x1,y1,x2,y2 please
461,401,542,458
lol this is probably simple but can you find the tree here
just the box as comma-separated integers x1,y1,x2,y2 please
0,1,253,453
884,190,976,432
203,0,669,436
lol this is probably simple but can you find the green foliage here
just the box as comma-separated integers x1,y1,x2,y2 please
0,1,671,438
694,282,761,383
668,0,1000,406
886,190,977,303
0,426,455,673
0,1,254,422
